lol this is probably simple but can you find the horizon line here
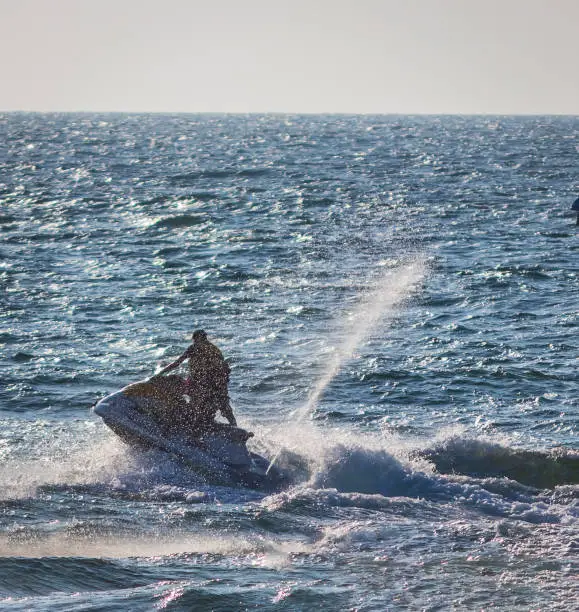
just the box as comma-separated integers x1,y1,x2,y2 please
2,109,578,118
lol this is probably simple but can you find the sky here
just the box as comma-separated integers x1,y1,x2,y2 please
1,0,578,114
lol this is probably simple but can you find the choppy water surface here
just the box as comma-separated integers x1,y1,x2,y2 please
1,114,577,610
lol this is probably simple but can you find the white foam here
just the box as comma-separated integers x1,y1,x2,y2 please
0,530,310,561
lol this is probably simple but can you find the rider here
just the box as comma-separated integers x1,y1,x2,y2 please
156,330,237,429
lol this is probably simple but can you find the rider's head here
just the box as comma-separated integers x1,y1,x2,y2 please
192,329,207,343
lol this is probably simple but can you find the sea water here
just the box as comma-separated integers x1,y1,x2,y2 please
0,114,577,610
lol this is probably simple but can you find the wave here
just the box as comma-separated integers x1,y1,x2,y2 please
256,422,577,524
151,214,207,229
255,418,579,493
169,167,272,186
170,169,233,183
416,435,579,489
308,443,428,496
3,414,576,529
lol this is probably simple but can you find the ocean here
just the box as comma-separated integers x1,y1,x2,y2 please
0,113,577,610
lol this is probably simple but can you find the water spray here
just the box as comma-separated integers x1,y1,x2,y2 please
266,258,426,475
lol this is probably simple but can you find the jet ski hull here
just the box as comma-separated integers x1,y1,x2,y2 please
94,379,286,491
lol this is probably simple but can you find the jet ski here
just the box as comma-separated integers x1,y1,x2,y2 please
93,375,287,491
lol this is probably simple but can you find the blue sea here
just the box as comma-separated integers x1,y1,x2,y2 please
0,113,577,611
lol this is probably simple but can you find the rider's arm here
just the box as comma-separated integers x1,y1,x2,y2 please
219,402,237,427
156,348,190,376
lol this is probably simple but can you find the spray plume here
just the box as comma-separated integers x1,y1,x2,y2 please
266,257,426,474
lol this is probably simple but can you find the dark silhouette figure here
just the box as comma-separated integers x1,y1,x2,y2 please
572,197,579,226
156,330,236,430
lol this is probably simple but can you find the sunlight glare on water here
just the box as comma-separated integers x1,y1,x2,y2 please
0,113,577,611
